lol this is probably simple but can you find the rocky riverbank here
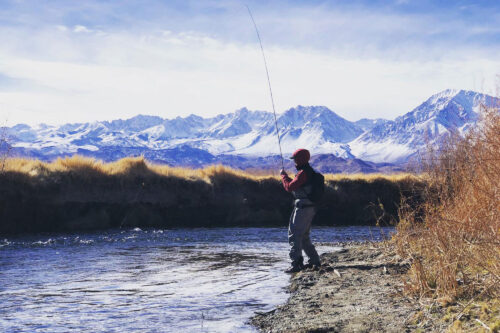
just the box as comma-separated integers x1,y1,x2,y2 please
251,244,446,332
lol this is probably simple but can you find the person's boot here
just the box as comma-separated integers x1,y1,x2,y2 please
304,258,321,270
285,257,304,274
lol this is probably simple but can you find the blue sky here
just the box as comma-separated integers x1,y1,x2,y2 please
0,0,499,125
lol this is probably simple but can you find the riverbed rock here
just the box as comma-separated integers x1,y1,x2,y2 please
251,244,447,332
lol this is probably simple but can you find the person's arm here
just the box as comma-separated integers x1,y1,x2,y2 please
281,169,308,192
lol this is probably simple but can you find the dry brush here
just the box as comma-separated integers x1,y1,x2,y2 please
394,104,500,330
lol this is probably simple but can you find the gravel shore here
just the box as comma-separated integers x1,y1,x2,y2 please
251,244,445,332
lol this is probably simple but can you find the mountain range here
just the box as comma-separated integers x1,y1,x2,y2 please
4,89,498,172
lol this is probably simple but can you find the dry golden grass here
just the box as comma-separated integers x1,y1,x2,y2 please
2,156,264,182
393,104,500,329
2,155,414,184
324,172,418,182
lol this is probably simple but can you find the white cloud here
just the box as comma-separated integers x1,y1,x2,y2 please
0,26,498,126
73,25,92,33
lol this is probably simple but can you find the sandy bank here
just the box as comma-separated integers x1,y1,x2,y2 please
251,244,446,332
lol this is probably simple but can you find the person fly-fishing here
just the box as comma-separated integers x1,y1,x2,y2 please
246,6,324,273
280,148,324,273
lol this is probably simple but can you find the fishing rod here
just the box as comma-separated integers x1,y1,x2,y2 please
246,5,285,170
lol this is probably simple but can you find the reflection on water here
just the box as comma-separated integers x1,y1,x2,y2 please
0,227,392,332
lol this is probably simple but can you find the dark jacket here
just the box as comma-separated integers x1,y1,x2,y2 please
281,164,314,202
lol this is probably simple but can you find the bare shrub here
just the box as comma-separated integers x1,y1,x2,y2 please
394,102,500,301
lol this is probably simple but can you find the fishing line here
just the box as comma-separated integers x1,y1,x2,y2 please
246,5,285,169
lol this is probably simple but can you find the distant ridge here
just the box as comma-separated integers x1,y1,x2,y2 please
5,90,499,172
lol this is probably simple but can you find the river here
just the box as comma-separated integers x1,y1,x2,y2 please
0,227,393,332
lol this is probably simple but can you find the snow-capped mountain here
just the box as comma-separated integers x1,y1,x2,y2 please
7,105,362,159
350,89,498,163
4,89,499,168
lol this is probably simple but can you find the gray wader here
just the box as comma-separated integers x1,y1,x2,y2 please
288,195,320,266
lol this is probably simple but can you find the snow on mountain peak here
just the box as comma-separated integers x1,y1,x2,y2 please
350,90,499,163
429,89,460,101
7,89,497,165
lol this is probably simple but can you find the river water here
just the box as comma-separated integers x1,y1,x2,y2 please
0,227,393,332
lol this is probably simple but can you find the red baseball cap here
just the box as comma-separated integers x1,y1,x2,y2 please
290,149,310,166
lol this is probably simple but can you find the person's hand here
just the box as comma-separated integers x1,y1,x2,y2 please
280,168,286,175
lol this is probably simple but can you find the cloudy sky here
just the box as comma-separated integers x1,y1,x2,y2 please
0,0,499,125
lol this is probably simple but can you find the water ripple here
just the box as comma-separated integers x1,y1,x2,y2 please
0,226,392,332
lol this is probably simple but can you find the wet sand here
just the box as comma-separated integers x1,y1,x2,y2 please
251,243,445,332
